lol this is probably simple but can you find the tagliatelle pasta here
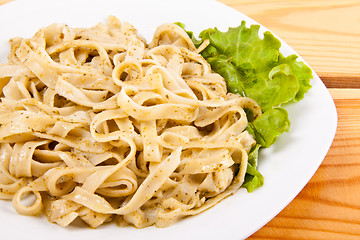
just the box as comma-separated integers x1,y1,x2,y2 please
0,16,261,228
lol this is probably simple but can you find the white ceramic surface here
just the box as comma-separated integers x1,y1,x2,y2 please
0,0,337,239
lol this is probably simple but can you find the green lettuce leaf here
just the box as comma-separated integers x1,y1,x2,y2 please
200,22,281,75
242,144,263,192
247,108,290,148
278,54,313,101
207,56,300,112
198,21,312,111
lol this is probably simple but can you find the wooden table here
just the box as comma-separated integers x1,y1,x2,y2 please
1,0,359,239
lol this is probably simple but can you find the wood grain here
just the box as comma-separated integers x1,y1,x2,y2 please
248,89,360,240
0,0,11,5
219,0,360,88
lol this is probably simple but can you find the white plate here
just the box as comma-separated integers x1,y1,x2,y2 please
0,0,337,239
